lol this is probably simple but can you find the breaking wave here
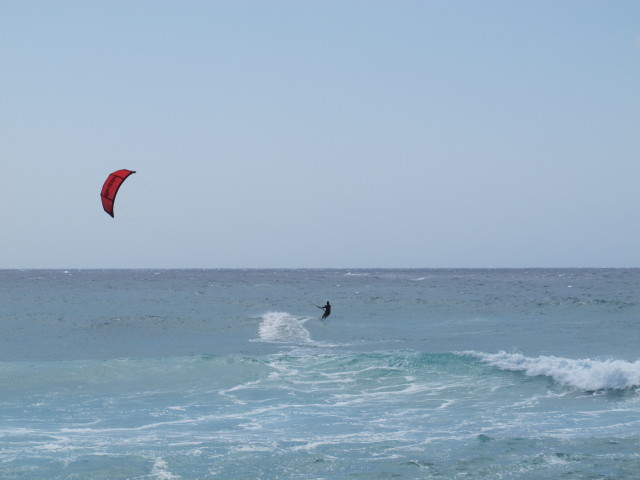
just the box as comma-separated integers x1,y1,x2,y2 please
464,350,640,391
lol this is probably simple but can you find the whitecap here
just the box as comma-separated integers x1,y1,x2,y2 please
464,350,640,390
151,458,180,479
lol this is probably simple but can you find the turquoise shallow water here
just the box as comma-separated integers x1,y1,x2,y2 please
1,269,639,479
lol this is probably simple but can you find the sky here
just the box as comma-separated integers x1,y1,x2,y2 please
1,1,639,268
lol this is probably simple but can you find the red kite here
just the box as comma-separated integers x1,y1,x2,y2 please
101,169,136,217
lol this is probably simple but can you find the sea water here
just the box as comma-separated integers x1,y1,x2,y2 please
1,269,639,479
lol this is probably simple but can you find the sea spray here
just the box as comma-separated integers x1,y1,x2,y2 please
255,311,312,344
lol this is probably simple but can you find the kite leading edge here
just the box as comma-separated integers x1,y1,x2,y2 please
101,169,136,217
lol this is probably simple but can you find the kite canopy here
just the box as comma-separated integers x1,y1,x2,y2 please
101,169,136,217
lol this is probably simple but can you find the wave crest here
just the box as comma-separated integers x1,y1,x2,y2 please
463,351,640,391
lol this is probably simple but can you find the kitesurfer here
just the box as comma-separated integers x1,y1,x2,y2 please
317,301,331,320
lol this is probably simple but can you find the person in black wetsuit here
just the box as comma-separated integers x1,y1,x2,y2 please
318,301,331,319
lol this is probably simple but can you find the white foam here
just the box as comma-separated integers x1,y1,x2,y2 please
465,351,640,390
254,312,312,344
437,399,456,410
151,458,180,479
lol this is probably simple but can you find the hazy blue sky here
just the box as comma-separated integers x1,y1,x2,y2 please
1,1,638,268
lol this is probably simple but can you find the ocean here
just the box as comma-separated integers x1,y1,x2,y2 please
1,268,639,479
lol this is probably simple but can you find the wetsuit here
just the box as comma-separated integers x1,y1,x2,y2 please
320,302,331,319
